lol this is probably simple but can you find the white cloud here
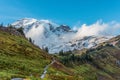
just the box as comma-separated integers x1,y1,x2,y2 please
74,20,120,38
12,19,120,53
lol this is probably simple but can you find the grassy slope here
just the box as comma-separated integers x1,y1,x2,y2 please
56,36,120,80
0,29,80,80
0,30,52,79
74,41,120,80
0,28,120,80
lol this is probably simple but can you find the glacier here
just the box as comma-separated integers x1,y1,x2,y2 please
12,18,111,53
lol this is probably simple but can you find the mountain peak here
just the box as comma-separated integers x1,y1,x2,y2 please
12,18,111,53
12,18,37,28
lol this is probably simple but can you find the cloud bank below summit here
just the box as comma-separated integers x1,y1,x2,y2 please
74,20,120,38
12,18,120,53
13,18,120,39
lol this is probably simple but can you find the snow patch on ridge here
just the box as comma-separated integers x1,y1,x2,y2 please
12,19,120,53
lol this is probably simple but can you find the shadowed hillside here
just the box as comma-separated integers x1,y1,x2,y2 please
57,36,120,80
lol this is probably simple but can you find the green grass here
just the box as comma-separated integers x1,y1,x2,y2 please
73,64,97,80
0,29,120,80
0,30,51,79
55,42,120,80
0,29,80,80
73,63,115,80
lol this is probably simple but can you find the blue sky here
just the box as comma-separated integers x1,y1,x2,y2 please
0,0,120,26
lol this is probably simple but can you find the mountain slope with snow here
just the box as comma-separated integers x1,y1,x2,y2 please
12,18,111,53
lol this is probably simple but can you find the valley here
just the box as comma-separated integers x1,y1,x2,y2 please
0,0,120,80
0,22,120,80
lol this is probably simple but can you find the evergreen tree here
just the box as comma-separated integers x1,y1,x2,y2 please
45,47,49,52
70,54,75,61
17,27,24,35
0,23,3,27
8,24,14,28
59,50,64,56
29,37,32,43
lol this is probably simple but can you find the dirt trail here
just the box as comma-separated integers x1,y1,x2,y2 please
40,60,55,79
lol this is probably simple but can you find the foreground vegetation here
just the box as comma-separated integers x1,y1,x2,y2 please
56,37,120,80
0,26,120,80
0,27,82,80
0,27,52,79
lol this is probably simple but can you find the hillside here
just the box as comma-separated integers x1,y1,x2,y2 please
0,26,120,80
0,27,53,79
0,27,82,80
57,35,120,80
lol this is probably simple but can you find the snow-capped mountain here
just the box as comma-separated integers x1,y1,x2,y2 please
12,18,111,53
